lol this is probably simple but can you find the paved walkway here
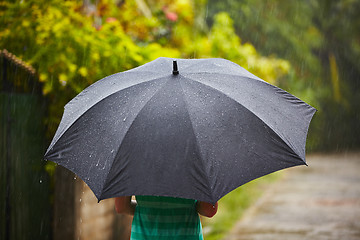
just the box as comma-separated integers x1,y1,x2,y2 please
224,153,360,240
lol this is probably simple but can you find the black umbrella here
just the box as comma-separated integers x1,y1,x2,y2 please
44,57,316,204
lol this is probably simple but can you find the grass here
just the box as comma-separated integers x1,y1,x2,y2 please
201,172,281,240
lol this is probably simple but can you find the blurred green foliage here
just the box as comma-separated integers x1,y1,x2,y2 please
201,172,280,240
2,0,358,238
0,0,290,137
207,0,360,150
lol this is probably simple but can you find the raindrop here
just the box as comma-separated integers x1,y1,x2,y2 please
96,158,101,166
123,117,127,122
79,198,82,202
39,179,43,183
102,159,108,170
40,221,44,233
205,4,209,19
74,176,77,180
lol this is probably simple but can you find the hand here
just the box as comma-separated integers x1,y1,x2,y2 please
115,196,137,216
196,201,218,218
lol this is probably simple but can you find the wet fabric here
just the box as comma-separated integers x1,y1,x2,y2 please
131,196,203,240
44,57,317,204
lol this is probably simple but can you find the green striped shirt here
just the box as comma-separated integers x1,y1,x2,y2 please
131,196,203,240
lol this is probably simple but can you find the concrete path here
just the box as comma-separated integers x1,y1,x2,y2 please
224,153,360,240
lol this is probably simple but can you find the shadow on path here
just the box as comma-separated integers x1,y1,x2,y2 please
224,152,360,240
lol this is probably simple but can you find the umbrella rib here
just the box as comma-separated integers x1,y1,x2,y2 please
178,80,217,203
98,76,173,200
45,74,170,157
181,74,306,163
183,72,312,109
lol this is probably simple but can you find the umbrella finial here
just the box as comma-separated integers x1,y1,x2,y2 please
173,60,179,75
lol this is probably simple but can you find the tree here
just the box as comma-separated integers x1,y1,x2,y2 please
1,0,291,133
206,0,360,150
0,0,180,134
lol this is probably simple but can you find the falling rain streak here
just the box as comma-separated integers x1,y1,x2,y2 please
1,0,359,239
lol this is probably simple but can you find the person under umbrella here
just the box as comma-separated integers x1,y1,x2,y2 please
44,58,316,239
115,196,217,240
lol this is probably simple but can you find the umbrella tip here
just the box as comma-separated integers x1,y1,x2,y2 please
172,60,179,75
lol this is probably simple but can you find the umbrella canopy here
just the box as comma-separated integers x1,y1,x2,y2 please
44,57,316,204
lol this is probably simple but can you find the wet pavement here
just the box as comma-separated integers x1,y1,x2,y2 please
224,153,360,240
